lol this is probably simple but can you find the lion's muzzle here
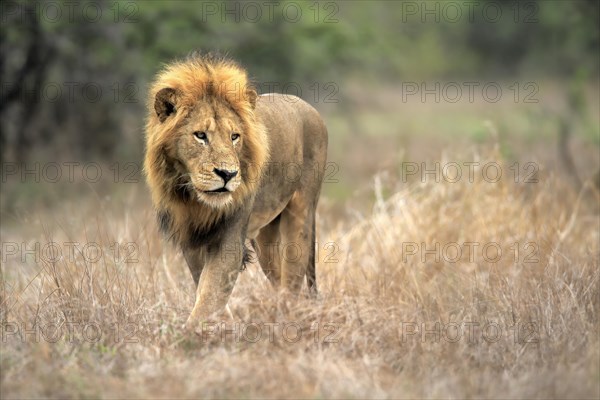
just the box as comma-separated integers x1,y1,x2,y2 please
213,168,238,183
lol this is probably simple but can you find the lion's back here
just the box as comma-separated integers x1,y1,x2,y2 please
256,93,328,167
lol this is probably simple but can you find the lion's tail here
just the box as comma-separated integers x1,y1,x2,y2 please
307,218,318,296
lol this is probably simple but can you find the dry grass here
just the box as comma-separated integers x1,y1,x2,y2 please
1,147,599,399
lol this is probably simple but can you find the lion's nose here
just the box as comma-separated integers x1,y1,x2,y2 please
214,168,238,183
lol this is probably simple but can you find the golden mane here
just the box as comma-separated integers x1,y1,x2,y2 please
144,53,269,245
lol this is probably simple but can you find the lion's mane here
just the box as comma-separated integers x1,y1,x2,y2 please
144,53,268,246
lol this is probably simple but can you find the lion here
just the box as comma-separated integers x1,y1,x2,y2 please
144,53,328,330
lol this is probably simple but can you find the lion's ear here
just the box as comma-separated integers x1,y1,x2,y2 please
155,88,178,122
246,87,258,109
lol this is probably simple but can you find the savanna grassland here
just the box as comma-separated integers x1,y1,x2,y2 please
1,83,599,399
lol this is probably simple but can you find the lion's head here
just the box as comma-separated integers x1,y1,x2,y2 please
144,53,268,244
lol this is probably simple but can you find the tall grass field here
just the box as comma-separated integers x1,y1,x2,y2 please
1,85,599,399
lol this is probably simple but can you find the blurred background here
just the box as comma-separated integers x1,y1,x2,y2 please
1,0,599,216
2,3,600,397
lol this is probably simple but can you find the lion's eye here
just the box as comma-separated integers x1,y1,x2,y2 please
193,131,207,142
231,133,240,142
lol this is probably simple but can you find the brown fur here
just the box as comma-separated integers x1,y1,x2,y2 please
144,54,268,244
144,53,328,329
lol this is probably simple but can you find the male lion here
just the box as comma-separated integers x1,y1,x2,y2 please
144,53,328,330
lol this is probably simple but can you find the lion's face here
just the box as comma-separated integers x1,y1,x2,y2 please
145,57,268,233
174,99,246,208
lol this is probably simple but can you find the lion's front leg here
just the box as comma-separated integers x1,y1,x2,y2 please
184,238,244,331
182,246,205,286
